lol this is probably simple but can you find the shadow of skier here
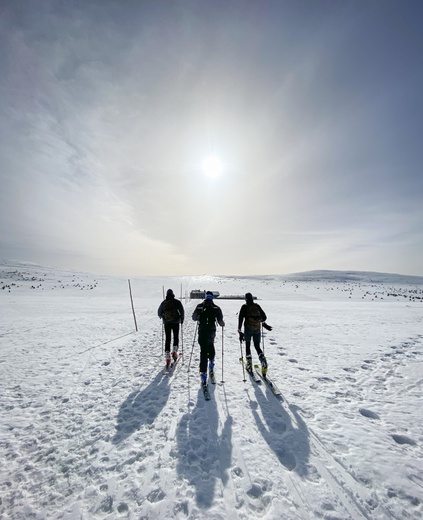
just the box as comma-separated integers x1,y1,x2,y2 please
207,383,233,488
112,370,171,444
176,386,232,510
250,384,311,477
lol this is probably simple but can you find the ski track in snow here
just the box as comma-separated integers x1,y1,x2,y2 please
1,263,423,519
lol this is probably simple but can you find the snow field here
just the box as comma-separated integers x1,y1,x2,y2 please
1,263,422,519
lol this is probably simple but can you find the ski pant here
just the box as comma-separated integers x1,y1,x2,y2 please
244,326,263,358
164,322,180,352
198,327,216,373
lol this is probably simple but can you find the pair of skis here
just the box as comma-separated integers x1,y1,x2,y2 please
164,353,181,375
240,358,282,396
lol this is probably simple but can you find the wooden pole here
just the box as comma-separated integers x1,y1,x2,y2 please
128,279,138,332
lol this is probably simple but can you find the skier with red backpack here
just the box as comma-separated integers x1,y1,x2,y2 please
238,292,272,376
192,291,225,386
158,289,185,367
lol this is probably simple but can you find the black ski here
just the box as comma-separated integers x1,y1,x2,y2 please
202,383,211,400
254,364,282,396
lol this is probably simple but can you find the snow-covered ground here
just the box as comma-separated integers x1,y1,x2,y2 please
1,260,422,520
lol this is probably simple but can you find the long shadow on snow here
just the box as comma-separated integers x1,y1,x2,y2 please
112,370,171,444
250,384,311,477
176,386,232,510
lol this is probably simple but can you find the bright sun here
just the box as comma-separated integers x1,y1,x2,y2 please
202,156,223,178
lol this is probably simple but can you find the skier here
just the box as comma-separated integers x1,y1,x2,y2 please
192,291,225,386
158,289,185,367
238,292,272,375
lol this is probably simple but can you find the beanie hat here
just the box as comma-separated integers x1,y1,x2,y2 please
205,291,214,300
166,289,175,298
245,292,254,303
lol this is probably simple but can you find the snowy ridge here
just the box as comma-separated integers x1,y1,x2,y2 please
1,262,422,519
219,269,423,285
285,269,423,285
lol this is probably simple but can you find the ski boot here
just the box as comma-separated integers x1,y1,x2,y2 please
172,347,178,362
245,356,253,373
200,372,207,386
259,354,268,377
165,351,171,369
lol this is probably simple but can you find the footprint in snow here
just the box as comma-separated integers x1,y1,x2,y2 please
343,367,359,373
117,503,129,513
392,434,416,446
147,488,166,503
231,466,244,478
359,408,380,420
317,376,335,383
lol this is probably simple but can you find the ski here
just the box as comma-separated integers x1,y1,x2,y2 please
202,383,211,400
240,358,261,382
164,354,181,374
170,353,181,369
249,368,261,383
254,364,282,396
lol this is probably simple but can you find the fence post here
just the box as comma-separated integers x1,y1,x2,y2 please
128,279,138,332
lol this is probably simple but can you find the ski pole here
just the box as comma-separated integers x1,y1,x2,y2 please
188,322,198,373
239,337,246,382
181,323,184,362
262,323,265,355
161,321,164,356
221,326,224,383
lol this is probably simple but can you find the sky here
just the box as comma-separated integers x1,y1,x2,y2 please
1,0,422,277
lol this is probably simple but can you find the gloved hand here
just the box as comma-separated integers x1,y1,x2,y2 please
239,331,245,342
262,322,273,331
219,320,225,327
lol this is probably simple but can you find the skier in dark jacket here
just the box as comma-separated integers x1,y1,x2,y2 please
158,289,184,367
238,292,272,375
192,291,225,385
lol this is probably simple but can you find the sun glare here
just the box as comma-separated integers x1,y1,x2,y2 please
202,156,223,178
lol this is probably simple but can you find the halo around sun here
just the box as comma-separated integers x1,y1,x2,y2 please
202,156,223,178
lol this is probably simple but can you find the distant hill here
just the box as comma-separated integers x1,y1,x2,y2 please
221,270,423,286
283,270,423,285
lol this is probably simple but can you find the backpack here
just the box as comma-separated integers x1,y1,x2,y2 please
162,299,179,322
199,303,217,326
245,304,262,330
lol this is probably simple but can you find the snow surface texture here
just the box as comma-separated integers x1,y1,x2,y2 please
1,260,422,520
